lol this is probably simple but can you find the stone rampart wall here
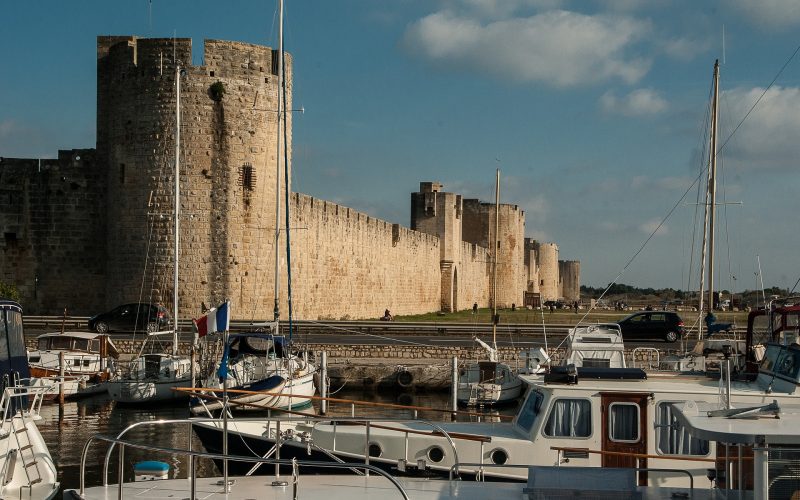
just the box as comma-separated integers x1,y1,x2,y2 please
291,193,441,319
0,150,106,314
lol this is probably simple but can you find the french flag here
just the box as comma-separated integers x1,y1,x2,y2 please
193,300,230,337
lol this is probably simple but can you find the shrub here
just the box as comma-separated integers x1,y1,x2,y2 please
209,81,225,102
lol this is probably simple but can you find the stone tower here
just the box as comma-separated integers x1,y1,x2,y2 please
536,242,559,300
411,182,464,311
97,36,291,318
559,260,581,301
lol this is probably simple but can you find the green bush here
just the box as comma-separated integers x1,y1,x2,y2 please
209,81,225,102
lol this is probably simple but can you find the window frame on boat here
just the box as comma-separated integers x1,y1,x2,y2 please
608,402,640,443
515,389,544,433
654,402,710,456
542,397,592,439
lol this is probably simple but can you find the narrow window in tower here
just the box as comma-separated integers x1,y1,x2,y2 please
119,164,125,184
240,163,255,190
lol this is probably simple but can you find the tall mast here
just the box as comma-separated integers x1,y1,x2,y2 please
272,0,285,322
707,60,720,313
173,64,181,356
492,168,499,350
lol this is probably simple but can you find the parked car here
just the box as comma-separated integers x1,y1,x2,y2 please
88,303,170,334
616,311,684,342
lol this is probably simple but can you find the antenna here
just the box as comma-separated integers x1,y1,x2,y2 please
722,24,726,65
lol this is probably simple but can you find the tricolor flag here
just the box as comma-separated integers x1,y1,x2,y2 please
193,300,230,337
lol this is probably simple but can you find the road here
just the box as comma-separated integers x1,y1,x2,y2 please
23,317,704,350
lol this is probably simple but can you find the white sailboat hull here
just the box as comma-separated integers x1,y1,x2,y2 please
192,367,317,413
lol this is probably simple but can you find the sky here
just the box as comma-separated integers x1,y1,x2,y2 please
2,0,800,293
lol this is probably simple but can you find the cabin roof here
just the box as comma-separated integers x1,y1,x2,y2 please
672,401,800,445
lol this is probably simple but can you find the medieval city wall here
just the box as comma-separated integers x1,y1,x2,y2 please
454,242,491,311
0,150,107,314
291,193,441,319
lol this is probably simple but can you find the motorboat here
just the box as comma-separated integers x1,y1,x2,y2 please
456,337,522,407
27,331,118,398
0,300,59,499
192,337,800,487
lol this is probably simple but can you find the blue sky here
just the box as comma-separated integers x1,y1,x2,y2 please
2,0,800,293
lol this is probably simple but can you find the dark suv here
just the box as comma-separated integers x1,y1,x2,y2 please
617,311,684,342
88,303,171,333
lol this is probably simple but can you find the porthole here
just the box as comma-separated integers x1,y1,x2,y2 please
490,448,508,465
368,443,382,458
427,446,444,463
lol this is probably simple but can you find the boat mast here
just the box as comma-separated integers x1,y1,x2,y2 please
492,168,499,350
173,64,181,356
707,60,720,314
697,59,719,339
272,0,285,323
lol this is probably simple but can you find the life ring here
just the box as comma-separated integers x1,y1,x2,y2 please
396,370,414,388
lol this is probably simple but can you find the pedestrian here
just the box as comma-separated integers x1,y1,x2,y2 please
549,303,554,314
573,301,578,313
472,303,478,315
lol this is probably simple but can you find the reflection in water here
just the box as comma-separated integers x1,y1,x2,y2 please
38,389,518,497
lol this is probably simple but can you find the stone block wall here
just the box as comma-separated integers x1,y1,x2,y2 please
0,150,106,314
291,193,441,319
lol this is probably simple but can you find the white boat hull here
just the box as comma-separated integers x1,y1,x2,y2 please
108,377,193,403
192,369,316,413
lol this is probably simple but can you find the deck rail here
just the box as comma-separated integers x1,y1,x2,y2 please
80,429,410,500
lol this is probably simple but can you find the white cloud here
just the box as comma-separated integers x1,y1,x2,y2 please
722,86,800,171
402,9,651,88
729,0,800,29
600,88,668,116
661,36,711,61
639,218,669,236
442,0,565,19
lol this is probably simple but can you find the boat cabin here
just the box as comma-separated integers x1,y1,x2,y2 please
564,323,626,368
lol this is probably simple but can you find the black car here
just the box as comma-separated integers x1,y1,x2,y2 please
617,311,684,342
88,303,171,333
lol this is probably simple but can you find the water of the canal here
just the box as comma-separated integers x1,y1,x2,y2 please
38,389,519,498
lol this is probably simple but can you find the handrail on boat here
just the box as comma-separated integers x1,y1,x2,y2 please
81,433,410,500
102,416,479,485
551,446,716,463
176,386,514,421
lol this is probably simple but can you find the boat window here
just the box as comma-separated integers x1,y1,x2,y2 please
74,339,91,351
609,403,639,442
37,338,50,351
516,390,543,432
51,337,73,350
90,339,100,352
0,311,9,362
655,402,709,456
761,345,800,380
5,309,25,359
543,399,591,438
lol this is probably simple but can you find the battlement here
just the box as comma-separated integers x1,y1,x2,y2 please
97,36,287,80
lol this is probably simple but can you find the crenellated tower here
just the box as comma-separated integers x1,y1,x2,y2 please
97,36,291,317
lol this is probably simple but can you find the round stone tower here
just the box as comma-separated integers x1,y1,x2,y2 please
536,242,559,301
559,260,581,302
97,36,291,318
492,204,526,308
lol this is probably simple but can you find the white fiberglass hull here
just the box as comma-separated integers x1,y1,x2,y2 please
108,376,192,403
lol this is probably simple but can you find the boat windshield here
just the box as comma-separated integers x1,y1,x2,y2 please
760,344,800,380
516,389,543,433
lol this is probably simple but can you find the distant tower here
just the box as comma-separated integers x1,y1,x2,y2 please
411,182,463,311
536,242,559,300
559,260,581,301
525,238,540,293
97,36,290,317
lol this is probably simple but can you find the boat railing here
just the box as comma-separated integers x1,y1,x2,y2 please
80,429,410,500
630,347,660,370
0,379,57,420
101,415,496,485
179,386,514,421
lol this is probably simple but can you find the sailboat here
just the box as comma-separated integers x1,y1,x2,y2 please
190,0,316,414
107,64,194,403
456,169,523,406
